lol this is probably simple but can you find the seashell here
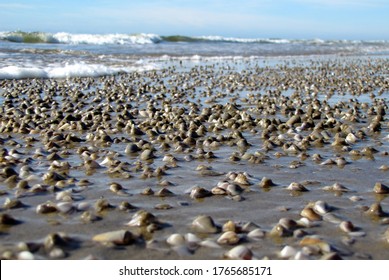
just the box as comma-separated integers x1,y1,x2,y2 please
300,207,322,221
155,187,174,197
43,171,66,183
93,230,135,245
366,202,385,217
162,154,177,163
339,221,358,233
0,213,21,225
322,182,349,192
125,143,140,154
49,247,67,259
56,202,75,214
16,180,29,189
80,211,101,223
335,157,348,166
158,180,174,187
1,167,18,178
217,231,240,245
190,186,212,199
294,251,310,260
226,183,244,196
36,201,58,214
278,218,298,230
119,201,137,211
379,165,389,171
200,239,222,249
241,221,261,232
94,198,114,212
3,198,25,209
154,203,173,210
211,186,227,195
373,182,389,194
270,224,292,237
166,233,186,246
321,252,342,260
109,182,123,193
345,132,358,144
296,217,315,228
44,232,74,250
287,182,309,192
280,245,298,259
233,173,251,185
76,201,91,211
224,245,253,260
141,187,154,195
18,251,35,260
384,228,389,243
191,215,220,233
185,233,201,249
140,149,155,161
259,177,276,188
322,213,343,224
247,228,266,240
222,220,237,232
320,158,336,165
349,195,363,202
313,200,331,215
293,229,308,238
55,190,73,201
127,210,157,227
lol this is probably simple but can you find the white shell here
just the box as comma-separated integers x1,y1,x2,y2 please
18,251,35,260
313,200,330,215
166,233,186,246
280,245,298,258
224,245,253,260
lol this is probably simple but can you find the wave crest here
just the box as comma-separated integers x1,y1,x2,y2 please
0,31,162,45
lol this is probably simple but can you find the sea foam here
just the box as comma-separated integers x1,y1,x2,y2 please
0,62,157,79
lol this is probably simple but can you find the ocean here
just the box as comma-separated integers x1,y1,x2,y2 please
1,31,389,79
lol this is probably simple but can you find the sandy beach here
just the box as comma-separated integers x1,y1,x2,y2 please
0,56,388,260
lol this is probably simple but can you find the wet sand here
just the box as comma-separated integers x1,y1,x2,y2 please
0,56,388,260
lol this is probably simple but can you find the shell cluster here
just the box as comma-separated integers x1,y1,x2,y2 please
0,57,388,259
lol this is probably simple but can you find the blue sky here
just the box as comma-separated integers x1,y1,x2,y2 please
0,0,388,40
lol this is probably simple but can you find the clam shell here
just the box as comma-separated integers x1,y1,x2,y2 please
259,177,275,188
280,245,298,259
226,183,244,196
373,182,389,194
93,230,135,245
233,173,251,185
191,215,220,233
313,200,331,215
190,186,212,199
300,207,322,221
0,213,20,225
217,231,240,245
155,187,174,197
166,233,186,246
127,210,157,227
56,202,75,214
287,182,309,192
366,202,385,217
36,201,58,214
339,221,355,233
224,245,253,260
140,149,155,161
384,228,389,243
247,228,266,240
